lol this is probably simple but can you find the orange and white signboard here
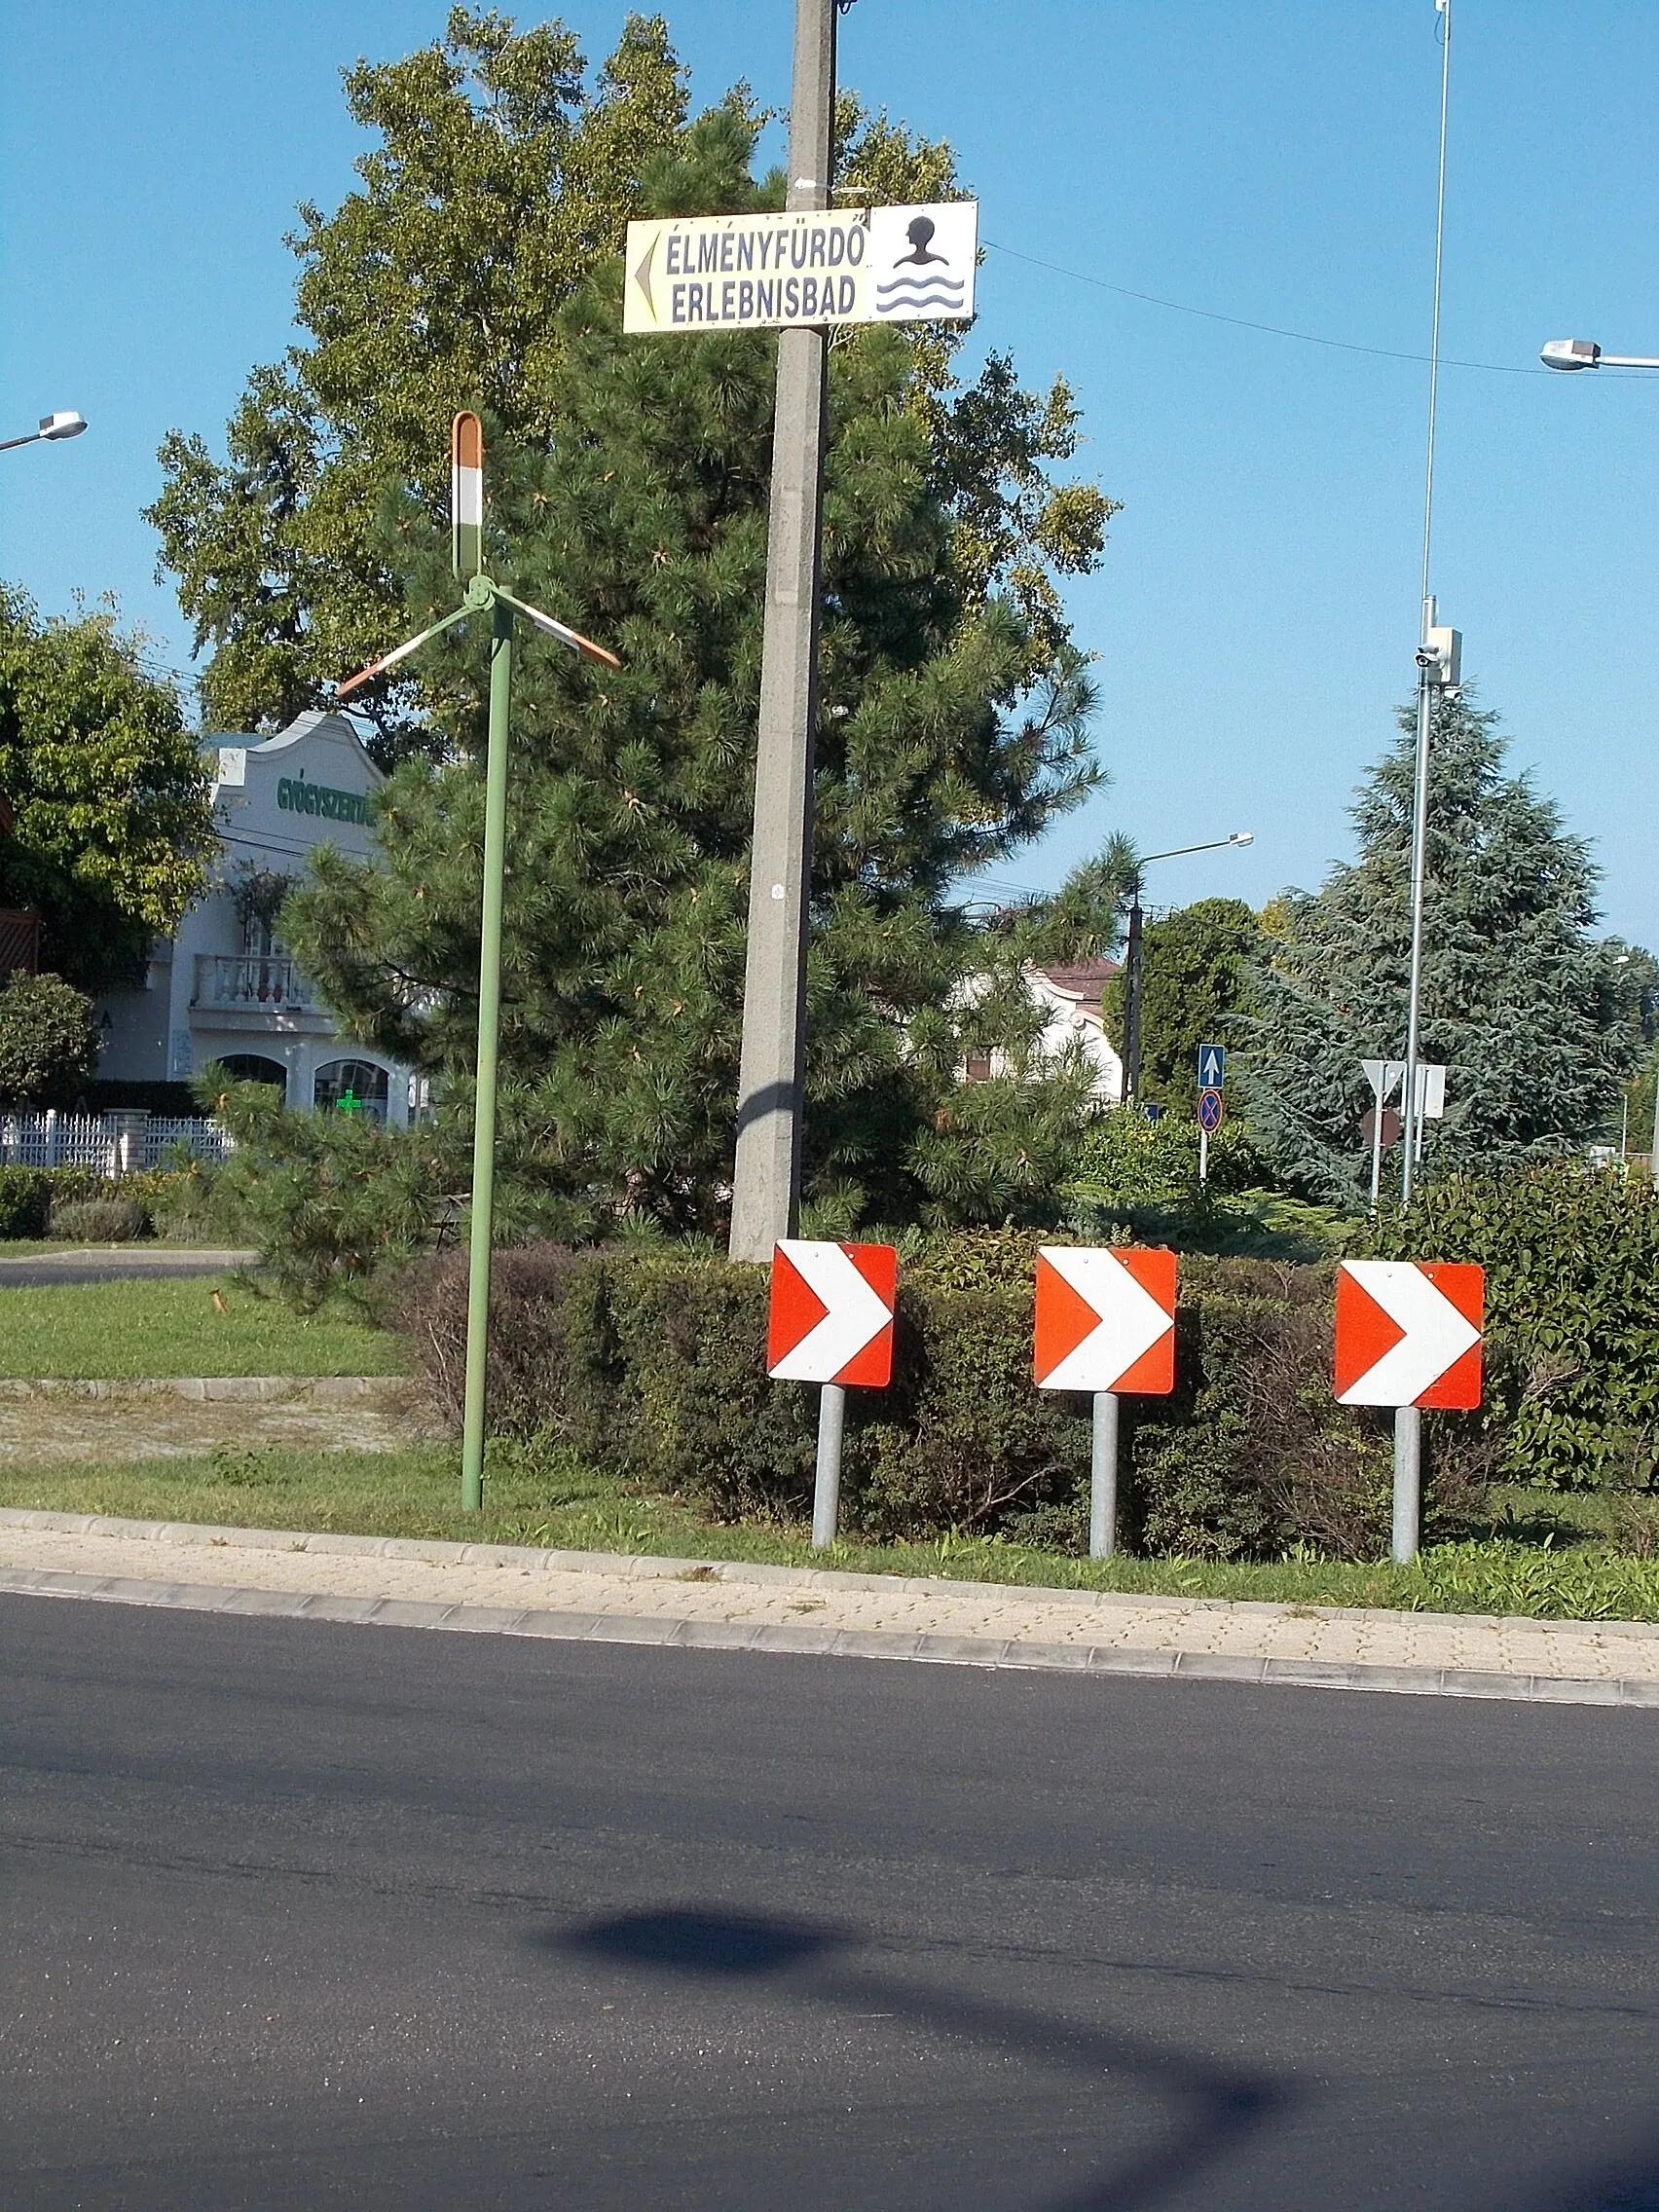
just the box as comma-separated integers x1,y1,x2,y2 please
1034,1246,1177,1395
767,1240,897,1388
1334,1260,1484,1409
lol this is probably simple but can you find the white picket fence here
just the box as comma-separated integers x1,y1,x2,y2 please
0,1113,234,1174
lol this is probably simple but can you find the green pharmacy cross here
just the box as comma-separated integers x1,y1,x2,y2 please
336,412,621,1512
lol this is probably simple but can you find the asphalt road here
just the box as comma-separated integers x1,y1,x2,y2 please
0,1248,258,1289
3,1598,1657,2212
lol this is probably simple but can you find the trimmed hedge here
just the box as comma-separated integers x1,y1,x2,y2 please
394,1235,1476,1560
1370,1164,1659,1489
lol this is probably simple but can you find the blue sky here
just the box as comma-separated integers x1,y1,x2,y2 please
2,2,1656,940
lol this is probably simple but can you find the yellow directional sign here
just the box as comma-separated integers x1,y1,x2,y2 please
623,202,978,335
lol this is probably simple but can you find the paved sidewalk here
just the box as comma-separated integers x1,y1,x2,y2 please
5,1507,1659,1707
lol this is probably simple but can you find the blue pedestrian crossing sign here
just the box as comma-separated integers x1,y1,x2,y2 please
1198,1044,1226,1089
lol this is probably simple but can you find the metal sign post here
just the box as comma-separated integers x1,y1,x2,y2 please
1035,1246,1178,1560
1196,1045,1225,1183
337,414,620,1511
766,1237,898,1548
1335,1258,1484,1562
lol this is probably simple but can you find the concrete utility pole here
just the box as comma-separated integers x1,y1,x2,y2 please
727,0,839,1262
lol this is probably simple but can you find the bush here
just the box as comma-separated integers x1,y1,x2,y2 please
0,1165,104,1237
392,1235,1465,1560
200,1069,454,1309
0,972,100,1104
47,1196,148,1242
1370,1164,1659,1489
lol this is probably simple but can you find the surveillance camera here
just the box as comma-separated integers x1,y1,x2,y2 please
1415,649,1436,669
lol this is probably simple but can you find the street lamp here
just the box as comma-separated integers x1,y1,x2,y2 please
1541,338,1659,372
1121,831,1253,1106
1540,334,1659,1189
0,410,87,455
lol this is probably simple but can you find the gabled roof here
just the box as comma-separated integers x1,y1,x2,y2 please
1031,958,1120,1011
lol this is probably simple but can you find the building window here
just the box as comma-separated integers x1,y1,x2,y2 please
220,1054,288,1101
313,1058,389,1122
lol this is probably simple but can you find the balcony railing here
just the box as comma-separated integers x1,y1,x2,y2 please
193,954,315,1012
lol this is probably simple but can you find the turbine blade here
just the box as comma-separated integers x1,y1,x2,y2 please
494,587,622,670
334,607,470,697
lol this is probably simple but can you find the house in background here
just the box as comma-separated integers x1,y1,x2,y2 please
961,956,1125,1102
95,711,416,1124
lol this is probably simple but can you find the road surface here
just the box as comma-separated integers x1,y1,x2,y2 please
3,1594,1656,2210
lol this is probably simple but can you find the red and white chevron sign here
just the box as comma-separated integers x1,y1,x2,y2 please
1335,1260,1484,1409
767,1240,897,1387
1034,1246,1177,1394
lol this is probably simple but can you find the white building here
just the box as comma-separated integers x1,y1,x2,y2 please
961,958,1125,1102
96,711,415,1124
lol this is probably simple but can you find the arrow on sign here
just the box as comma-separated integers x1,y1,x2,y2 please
1198,1044,1225,1088
1035,1246,1177,1394
1335,1260,1484,1409
767,1240,897,1387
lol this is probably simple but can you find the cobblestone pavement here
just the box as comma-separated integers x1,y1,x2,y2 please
0,1379,428,1461
4,1508,1658,1705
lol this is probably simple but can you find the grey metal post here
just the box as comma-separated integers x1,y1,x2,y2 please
1400,643,1435,1209
728,0,836,1261
1198,1123,1209,1186
1089,1390,1121,1560
811,1382,846,1549
1392,1403,1422,1564
1369,1094,1386,1216
1122,897,1145,1106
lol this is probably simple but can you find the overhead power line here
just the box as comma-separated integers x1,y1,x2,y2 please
981,238,1545,378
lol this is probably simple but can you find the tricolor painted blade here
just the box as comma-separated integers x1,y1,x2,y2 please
451,411,484,580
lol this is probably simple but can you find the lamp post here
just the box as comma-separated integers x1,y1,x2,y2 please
1121,831,1253,1106
1539,335,1659,1188
0,411,87,455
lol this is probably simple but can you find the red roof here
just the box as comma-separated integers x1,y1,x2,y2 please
1033,958,1120,1008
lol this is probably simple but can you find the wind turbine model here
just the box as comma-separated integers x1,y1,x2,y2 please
337,413,621,1511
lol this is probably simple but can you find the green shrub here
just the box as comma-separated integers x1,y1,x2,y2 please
1370,1164,1659,1489
392,1235,1463,1560
0,973,101,1104
47,1196,149,1242
0,1165,105,1237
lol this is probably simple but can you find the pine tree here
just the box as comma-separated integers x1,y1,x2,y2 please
1246,692,1646,1202
147,10,1110,762
279,107,1120,1236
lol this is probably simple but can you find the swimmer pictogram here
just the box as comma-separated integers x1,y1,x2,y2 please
872,210,970,318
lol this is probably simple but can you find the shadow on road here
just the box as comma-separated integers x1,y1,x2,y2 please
551,1904,1295,2212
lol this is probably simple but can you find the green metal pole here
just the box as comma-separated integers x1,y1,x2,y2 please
461,590,513,1511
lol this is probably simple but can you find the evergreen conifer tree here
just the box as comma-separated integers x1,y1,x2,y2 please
280,106,1124,1236
1246,692,1645,1202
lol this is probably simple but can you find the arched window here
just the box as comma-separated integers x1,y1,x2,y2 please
313,1059,389,1123
220,1054,288,1101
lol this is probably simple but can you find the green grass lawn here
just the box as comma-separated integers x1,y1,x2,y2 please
0,1275,406,1379
7,1439,1659,1623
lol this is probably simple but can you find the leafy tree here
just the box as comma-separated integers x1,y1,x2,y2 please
0,588,212,990
0,973,100,1104
1102,896,1261,1113
1246,692,1645,1202
146,8,1113,760
277,104,1118,1236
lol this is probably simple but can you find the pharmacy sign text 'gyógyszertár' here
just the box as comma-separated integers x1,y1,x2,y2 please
622,203,978,334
